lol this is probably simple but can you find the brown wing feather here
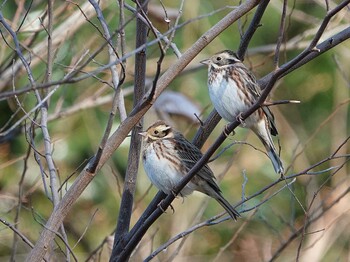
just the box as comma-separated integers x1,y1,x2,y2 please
236,64,278,136
172,132,221,192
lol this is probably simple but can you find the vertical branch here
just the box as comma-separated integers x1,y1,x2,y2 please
134,0,165,101
117,0,127,121
44,0,54,86
273,0,288,67
45,0,70,256
118,0,126,59
39,0,60,207
111,0,149,258
87,0,126,173
42,2,68,258
11,144,32,261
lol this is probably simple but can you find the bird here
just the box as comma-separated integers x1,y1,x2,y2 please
140,120,240,221
201,50,284,175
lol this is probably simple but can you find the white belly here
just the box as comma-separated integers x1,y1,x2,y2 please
208,74,256,127
142,141,195,196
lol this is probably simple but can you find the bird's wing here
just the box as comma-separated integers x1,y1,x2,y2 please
240,66,261,99
262,106,278,136
174,133,221,191
238,65,279,136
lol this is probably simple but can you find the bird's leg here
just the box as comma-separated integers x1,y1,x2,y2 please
224,124,236,137
157,192,176,213
157,201,175,213
236,112,246,127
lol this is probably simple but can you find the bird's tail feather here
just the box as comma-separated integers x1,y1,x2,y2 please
215,194,240,221
253,120,284,175
266,146,284,175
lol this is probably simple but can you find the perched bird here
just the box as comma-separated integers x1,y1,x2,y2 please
201,50,284,175
140,120,240,220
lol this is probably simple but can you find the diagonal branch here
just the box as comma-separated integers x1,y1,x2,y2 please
237,0,270,60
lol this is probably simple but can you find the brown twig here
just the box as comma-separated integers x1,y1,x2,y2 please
1,218,35,249
274,0,287,67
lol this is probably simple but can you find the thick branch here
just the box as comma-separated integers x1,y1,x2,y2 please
112,0,149,258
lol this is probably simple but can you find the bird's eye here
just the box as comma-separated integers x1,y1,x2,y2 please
216,56,222,61
154,130,159,135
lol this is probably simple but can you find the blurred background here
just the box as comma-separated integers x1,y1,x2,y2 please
0,0,349,261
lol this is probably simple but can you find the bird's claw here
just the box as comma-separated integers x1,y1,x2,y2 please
236,113,246,127
169,204,175,214
224,124,236,137
171,190,178,198
157,200,175,214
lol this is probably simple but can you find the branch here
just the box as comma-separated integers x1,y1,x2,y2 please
0,1,105,91
112,0,149,257
259,0,350,89
1,218,34,249
145,178,296,261
273,0,287,67
270,173,350,261
237,0,270,60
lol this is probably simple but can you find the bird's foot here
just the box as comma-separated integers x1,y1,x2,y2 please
169,204,175,214
236,113,246,127
224,124,236,137
157,200,175,214
171,190,178,198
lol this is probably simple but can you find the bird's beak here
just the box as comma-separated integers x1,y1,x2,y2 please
139,132,147,138
200,58,210,65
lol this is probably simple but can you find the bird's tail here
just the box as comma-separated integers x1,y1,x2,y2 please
266,143,284,175
253,120,284,176
201,180,240,221
259,134,284,175
215,193,240,221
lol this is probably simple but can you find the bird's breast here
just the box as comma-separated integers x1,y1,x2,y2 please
142,141,194,196
208,73,250,122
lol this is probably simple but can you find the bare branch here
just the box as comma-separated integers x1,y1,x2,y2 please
273,0,287,67
0,218,34,249
112,0,149,257
237,0,270,60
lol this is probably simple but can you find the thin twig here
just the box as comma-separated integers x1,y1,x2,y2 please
11,145,32,260
87,0,126,174
0,218,34,249
274,0,288,67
